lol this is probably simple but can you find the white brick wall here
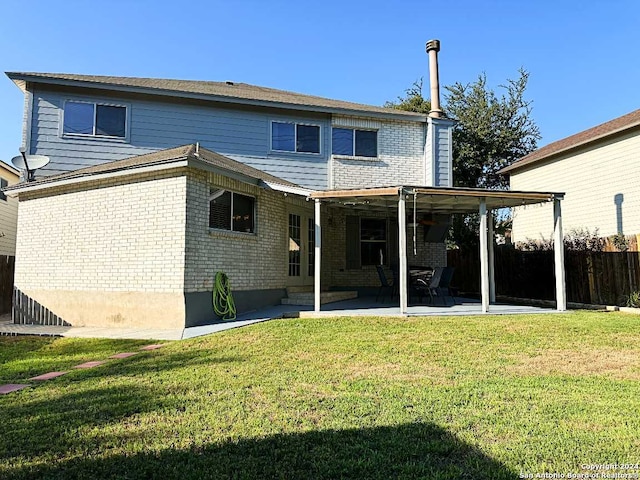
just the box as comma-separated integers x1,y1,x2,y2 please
184,170,293,293
15,171,187,292
511,130,640,242
331,116,426,189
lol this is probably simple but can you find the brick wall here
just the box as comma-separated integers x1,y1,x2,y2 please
14,170,187,328
330,116,426,189
16,171,186,292
322,206,446,288
184,170,295,293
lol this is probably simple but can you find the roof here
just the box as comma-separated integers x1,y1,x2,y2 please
500,108,640,174
6,72,427,122
5,144,299,194
310,185,564,214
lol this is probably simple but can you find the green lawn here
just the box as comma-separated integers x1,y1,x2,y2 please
1,311,639,479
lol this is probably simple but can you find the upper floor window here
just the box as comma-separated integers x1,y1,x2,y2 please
209,189,255,233
271,121,320,154
63,101,127,138
332,127,378,158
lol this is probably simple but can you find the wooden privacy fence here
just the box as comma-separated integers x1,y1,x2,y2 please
0,256,15,314
448,248,640,305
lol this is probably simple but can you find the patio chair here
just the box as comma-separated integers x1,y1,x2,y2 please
375,265,395,303
437,266,456,305
413,266,449,305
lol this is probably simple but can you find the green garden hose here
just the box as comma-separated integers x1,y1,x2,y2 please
213,272,236,320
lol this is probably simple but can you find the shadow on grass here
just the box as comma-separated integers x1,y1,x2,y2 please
0,384,176,461
5,422,518,480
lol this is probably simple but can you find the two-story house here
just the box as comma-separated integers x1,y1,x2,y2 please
4,42,567,329
4,63,458,329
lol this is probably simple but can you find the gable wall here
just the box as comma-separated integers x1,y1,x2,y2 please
511,129,640,242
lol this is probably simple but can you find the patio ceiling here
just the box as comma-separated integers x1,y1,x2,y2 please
309,186,564,214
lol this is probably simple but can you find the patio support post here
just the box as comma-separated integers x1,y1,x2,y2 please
479,199,490,313
488,209,496,303
398,191,408,314
314,198,322,313
553,198,567,311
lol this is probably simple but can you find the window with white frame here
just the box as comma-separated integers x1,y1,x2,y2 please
209,189,255,233
63,101,127,138
271,121,320,154
332,127,377,157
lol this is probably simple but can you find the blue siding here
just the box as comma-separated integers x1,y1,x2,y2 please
30,87,330,189
433,120,452,187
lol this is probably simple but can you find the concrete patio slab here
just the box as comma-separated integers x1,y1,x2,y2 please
0,384,30,395
0,297,561,341
29,371,68,381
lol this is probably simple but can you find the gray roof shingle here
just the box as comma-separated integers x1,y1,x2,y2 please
5,144,299,191
501,108,640,174
7,72,426,120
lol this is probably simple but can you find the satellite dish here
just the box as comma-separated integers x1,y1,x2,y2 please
10,150,50,182
11,154,50,170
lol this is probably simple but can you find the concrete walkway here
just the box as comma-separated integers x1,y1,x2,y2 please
0,297,559,340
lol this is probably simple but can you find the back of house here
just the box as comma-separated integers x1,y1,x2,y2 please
4,70,456,328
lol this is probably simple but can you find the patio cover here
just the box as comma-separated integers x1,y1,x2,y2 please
309,186,566,315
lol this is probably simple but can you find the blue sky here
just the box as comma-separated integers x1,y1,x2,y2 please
1,0,639,166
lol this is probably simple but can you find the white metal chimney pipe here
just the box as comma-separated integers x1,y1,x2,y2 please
426,39,443,118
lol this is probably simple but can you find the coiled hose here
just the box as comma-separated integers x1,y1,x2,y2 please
213,272,236,320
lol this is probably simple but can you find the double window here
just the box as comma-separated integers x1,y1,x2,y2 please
63,101,127,138
209,189,255,233
271,122,320,154
332,127,377,158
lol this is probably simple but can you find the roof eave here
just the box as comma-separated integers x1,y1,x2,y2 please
500,120,640,174
6,73,427,122
5,159,190,196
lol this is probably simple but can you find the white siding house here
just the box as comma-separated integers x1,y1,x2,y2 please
502,109,640,244
0,162,20,256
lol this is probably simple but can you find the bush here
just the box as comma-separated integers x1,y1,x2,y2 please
624,291,640,308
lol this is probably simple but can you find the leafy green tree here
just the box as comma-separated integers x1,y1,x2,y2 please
386,69,541,247
384,79,431,114
445,69,540,189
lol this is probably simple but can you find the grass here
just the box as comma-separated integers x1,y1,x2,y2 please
1,311,639,479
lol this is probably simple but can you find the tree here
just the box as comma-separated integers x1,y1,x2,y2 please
445,69,540,189
384,79,431,114
386,69,541,246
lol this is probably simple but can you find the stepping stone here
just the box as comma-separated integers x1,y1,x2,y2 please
73,361,106,369
110,352,138,359
140,344,165,351
29,371,68,381
0,384,30,395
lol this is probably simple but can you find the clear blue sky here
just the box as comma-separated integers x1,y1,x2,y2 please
1,0,639,166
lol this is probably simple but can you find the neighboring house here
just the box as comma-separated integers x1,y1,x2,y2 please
4,70,457,328
501,109,640,244
0,161,20,256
